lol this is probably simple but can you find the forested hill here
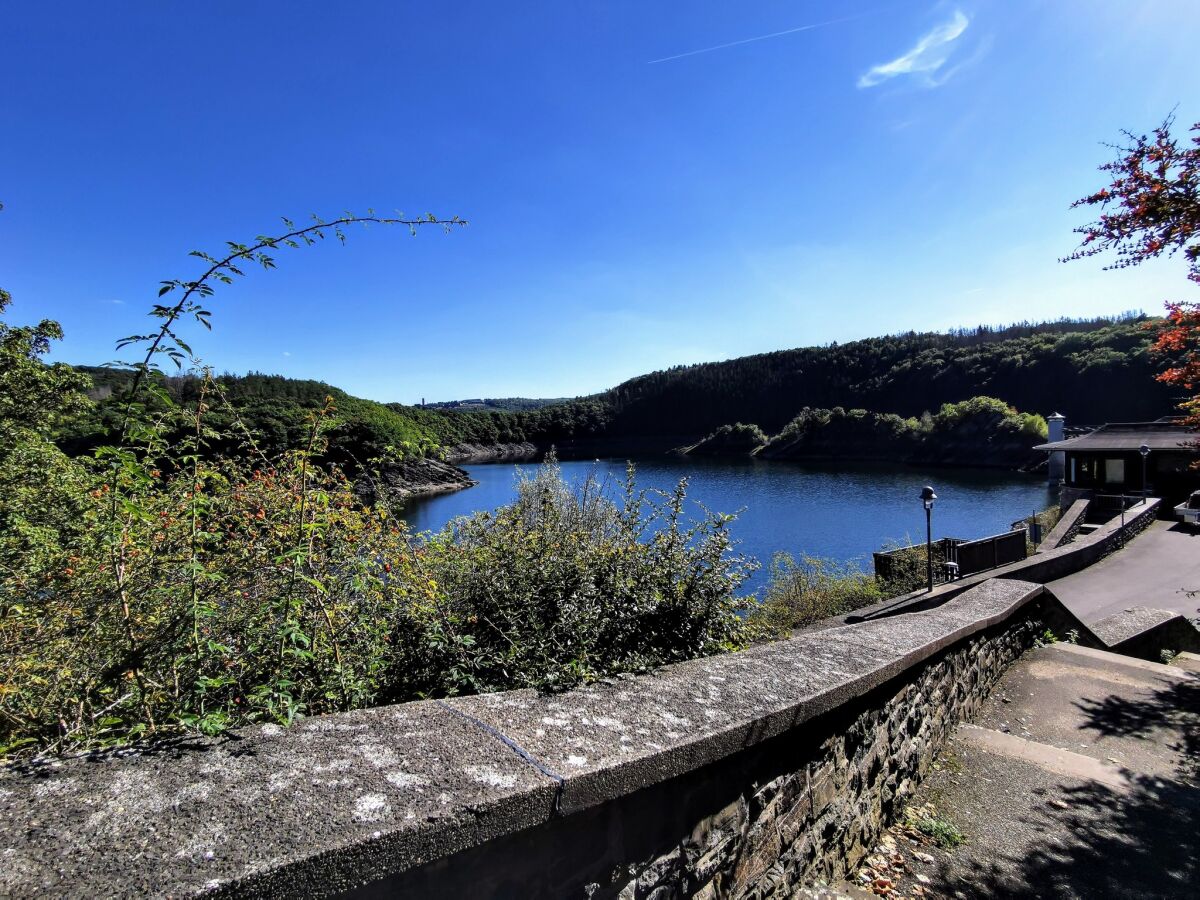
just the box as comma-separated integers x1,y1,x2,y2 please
498,315,1177,446
61,315,1177,470
65,369,450,466
423,397,568,412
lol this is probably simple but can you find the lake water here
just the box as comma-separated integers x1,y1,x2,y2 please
398,457,1056,595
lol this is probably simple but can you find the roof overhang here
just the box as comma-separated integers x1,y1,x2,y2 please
1035,426,1199,453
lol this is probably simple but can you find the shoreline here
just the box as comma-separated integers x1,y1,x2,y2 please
450,438,1044,473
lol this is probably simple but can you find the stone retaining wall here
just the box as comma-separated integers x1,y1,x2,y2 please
364,605,1042,899
598,615,1039,897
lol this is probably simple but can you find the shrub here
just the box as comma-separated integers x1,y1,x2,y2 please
747,552,881,638
2,407,414,752
387,459,753,695
0,436,753,754
0,212,754,757
872,539,952,596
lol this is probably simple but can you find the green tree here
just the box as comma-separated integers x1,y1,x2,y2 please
0,286,92,596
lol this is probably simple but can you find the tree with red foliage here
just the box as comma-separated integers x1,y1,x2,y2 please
1154,302,1200,425
1065,114,1200,426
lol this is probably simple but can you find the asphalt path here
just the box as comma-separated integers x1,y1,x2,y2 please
1048,519,1200,623
873,644,1200,898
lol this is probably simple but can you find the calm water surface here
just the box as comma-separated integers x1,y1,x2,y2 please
399,458,1055,595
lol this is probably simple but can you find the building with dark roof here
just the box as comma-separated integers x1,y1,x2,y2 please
1035,419,1199,507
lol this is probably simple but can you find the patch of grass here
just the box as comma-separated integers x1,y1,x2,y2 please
904,803,966,849
916,816,965,849
1032,628,1060,648
932,748,965,776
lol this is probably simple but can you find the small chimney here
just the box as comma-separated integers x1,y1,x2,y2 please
1047,412,1065,443
1047,412,1065,484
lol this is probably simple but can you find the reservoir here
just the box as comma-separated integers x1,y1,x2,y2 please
399,457,1056,595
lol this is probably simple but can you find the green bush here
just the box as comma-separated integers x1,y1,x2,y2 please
0,213,754,758
388,460,753,695
0,429,752,754
873,540,951,596
2,419,416,753
747,552,881,638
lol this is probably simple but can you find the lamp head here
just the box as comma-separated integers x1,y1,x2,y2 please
1139,444,1150,458
920,485,937,509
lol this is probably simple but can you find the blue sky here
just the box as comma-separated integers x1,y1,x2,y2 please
3,1,1198,403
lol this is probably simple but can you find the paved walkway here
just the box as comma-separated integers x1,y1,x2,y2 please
1047,520,1200,624
847,644,1200,899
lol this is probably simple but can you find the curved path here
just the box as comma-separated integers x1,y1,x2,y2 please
1047,519,1200,624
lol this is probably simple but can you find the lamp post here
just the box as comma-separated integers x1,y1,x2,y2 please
1139,444,1151,501
920,485,937,592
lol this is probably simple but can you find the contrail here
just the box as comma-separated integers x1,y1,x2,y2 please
647,14,866,65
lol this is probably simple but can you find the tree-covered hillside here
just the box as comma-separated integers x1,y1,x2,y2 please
492,314,1176,446
65,369,448,472
423,397,569,412
60,314,1176,467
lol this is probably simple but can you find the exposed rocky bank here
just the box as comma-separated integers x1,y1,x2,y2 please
356,457,477,506
444,442,540,464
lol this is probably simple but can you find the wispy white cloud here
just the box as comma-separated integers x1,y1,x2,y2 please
858,10,969,88
105,298,124,305
282,351,291,357
648,13,865,65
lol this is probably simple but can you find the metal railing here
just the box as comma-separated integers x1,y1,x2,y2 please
948,530,1027,578
873,529,1028,585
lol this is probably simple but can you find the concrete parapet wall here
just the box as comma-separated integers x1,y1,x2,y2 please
993,496,1159,585
1089,606,1200,661
848,498,1161,626
1,581,1052,899
1059,485,1094,511
1038,498,1090,550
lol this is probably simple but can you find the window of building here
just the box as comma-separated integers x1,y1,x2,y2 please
1071,456,1100,484
1104,458,1125,484
1158,454,1195,474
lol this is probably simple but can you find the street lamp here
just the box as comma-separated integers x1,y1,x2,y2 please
920,485,937,592
1139,444,1151,500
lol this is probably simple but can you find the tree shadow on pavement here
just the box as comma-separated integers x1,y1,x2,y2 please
924,677,1200,898
929,773,1200,899
1074,675,1200,784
